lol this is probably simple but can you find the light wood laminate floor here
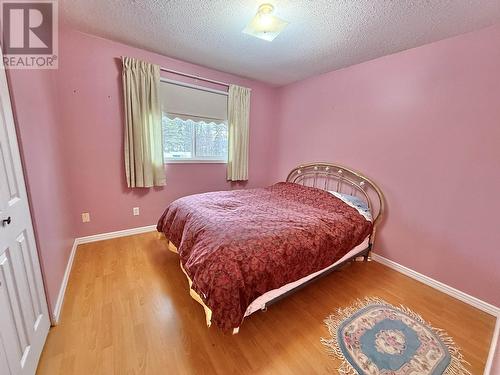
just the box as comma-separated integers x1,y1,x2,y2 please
36,232,496,374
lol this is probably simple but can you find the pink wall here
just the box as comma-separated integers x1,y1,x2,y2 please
56,28,278,237
8,68,74,312
273,24,500,307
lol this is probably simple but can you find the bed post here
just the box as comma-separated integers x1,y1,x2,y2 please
366,224,378,261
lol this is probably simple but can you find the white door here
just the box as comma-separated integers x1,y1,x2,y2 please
0,48,50,374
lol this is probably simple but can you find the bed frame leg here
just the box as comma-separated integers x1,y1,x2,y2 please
363,244,372,262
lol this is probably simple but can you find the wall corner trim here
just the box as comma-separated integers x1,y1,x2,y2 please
484,317,500,375
51,224,158,324
371,253,500,317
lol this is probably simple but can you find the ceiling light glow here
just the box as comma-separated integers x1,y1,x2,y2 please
242,3,288,42
258,13,274,28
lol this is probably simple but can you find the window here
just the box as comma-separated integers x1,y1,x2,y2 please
162,116,228,161
160,80,228,163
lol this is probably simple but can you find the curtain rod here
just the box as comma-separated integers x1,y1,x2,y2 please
160,67,230,88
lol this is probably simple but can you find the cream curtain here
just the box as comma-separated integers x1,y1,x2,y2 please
122,57,166,188
227,84,251,181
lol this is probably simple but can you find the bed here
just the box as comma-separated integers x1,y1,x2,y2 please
157,162,385,333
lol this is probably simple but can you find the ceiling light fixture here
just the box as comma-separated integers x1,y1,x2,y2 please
242,3,288,42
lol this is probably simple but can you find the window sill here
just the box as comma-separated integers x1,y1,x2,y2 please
165,159,227,164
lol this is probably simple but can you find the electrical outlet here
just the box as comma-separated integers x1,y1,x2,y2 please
81,212,90,223
133,207,140,216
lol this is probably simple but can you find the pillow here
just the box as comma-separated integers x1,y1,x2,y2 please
329,191,372,221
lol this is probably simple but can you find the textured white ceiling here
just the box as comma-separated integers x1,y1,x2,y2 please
60,0,500,86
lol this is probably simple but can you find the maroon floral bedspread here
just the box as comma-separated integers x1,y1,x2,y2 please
157,182,372,330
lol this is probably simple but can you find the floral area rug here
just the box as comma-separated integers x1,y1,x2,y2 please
321,297,470,375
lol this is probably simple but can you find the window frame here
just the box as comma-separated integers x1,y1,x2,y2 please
162,113,229,164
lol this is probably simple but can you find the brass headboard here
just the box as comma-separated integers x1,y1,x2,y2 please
286,162,385,249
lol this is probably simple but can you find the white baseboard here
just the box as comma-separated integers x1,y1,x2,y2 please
52,239,78,324
371,253,500,317
76,224,157,244
51,224,157,324
484,317,499,375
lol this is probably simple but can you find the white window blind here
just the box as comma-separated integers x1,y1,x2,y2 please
159,81,227,121
160,80,229,162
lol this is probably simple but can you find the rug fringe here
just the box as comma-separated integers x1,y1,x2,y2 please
321,296,471,375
